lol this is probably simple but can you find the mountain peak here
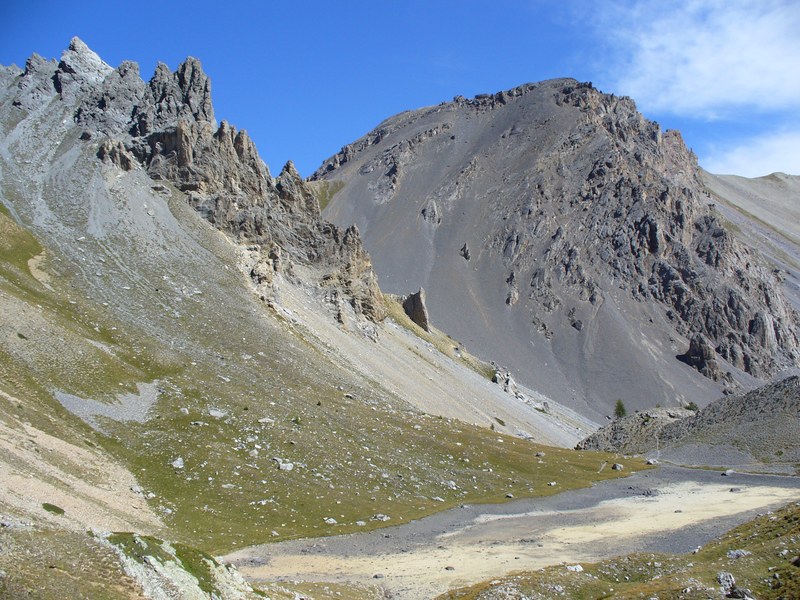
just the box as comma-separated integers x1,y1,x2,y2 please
54,36,112,100
317,77,800,415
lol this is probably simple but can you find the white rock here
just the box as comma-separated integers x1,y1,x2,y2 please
566,564,583,572
171,457,184,469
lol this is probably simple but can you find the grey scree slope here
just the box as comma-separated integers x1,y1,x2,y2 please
316,80,799,420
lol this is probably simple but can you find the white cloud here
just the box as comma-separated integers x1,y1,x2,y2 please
701,129,800,176
603,0,800,117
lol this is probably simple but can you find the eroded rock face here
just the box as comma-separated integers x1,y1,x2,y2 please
8,37,384,324
402,288,431,332
678,333,722,381
315,78,800,412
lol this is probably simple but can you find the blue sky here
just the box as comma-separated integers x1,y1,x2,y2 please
2,1,798,177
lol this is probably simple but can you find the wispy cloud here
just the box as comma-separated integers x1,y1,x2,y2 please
701,129,800,177
584,0,800,175
603,0,800,117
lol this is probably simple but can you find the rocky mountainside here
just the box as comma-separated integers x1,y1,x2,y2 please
6,37,384,327
578,376,800,471
703,170,800,315
315,80,800,418
1,39,630,598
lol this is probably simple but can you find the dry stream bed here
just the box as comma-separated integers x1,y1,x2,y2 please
226,465,800,599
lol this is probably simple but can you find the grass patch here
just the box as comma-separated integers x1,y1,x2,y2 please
119,379,647,555
173,542,219,595
0,528,141,599
41,502,65,515
0,199,45,291
308,179,345,212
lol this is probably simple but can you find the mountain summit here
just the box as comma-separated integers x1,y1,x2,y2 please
6,36,384,327
316,79,799,417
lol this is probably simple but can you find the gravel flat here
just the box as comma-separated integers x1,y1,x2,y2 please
227,465,800,599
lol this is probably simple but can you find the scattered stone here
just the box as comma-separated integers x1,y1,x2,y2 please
729,487,742,493
372,514,391,522
460,242,470,260
646,458,658,465
718,572,736,593
727,549,752,559
208,407,227,419
548,481,557,486
566,564,583,572
278,462,294,471
790,556,800,567
170,457,184,469
445,566,455,571
324,517,337,525
492,370,518,395
722,469,735,476
179,407,189,415
506,493,514,498
257,417,274,425
373,573,385,579
356,521,366,526
612,463,624,471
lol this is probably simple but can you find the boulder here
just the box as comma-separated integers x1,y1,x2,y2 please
402,288,432,332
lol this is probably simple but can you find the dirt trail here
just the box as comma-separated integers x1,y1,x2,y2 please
227,466,800,599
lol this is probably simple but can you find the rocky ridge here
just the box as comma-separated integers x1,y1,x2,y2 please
578,376,800,468
10,37,384,325
316,79,799,414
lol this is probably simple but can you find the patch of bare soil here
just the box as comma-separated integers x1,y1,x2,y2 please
0,388,162,534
